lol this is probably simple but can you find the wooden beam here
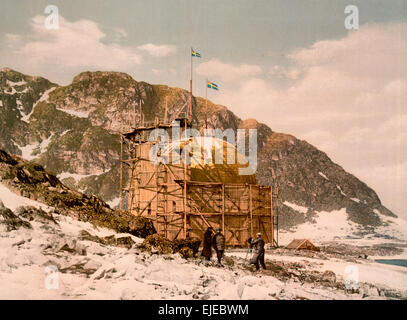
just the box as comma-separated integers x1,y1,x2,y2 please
270,186,274,247
137,186,164,216
249,185,253,237
222,184,225,233
119,135,123,210
183,164,187,239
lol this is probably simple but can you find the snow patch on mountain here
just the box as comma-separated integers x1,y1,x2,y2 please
56,108,90,118
107,197,120,209
280,208,361,244
318,172,329,180
19,134,54,160
7,80,27,87
58,168,110,183
279,207,407,245
283,201,308,214
375,214,407,242
21,87,57,122
57,172,94,182
4,86,17,95
337,185,347,196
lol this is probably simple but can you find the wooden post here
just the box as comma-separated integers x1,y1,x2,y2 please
119,135,123,210
164,96,168,123
249,185,253,237
222,184,225,233
133,102,136,128
205,79,209,129
276,187,279,247
140,99,144,126
270,186,274,246
183,179,187,238
164,164,168,238
183,128,188,238
190,48,193,120
205,79,208,110
128,104,131,128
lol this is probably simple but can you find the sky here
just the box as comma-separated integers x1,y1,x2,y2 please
0,0,406,218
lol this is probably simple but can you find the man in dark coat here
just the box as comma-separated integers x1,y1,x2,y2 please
201,227,213,260
250,232,266,270
212,227,226,265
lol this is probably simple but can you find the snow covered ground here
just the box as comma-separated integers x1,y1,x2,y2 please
226,250,407,294
1,184,406,300
0,182,51,212
278,208,407,245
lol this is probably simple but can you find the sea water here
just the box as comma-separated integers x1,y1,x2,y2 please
375,259,407,268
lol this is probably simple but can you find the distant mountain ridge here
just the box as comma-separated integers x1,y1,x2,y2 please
0,67,398,237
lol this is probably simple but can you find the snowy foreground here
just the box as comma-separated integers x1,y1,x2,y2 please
1,185,407,300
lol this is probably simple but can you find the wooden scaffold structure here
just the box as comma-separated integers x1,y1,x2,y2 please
118,95,279,247
119,48,278,246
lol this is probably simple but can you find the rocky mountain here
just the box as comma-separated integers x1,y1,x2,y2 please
0,67,399,237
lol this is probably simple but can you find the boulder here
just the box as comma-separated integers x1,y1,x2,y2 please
0,204,32,231
140,234,202,259
79,230,135,249
321,270,336,283
141,234,174,254
178,247,194,259
0,150,17,165
173,237,201,255
127,214,156,238
56,238,87,255
16,206,58,225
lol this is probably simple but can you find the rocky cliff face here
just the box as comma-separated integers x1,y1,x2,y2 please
0,68,397,234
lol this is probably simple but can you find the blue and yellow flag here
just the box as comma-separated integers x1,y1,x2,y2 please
191,48,201,58
207,81,219,91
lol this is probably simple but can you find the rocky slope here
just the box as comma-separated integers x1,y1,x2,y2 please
0,149,155,237
0,67,400,237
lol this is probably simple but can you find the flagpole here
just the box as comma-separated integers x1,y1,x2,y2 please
205,79,208,109
190,47,193,120
205,79,208,129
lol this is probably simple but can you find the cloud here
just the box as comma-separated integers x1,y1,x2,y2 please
269,65,301,80
196,59,262,82
114,28,128,39
137,43,177,57
152,68,176,76
216,23,407,218
0,15,142,84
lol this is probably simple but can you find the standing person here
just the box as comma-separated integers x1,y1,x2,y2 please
212,227,225,265
250,233,266,271
201,227,213,260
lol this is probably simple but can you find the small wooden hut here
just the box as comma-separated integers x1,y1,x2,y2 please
286,239,319,251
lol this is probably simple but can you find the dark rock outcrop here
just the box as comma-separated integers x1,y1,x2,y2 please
16,206,58,225
79,230,135,249
140,234,201,259
0,201,32,231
